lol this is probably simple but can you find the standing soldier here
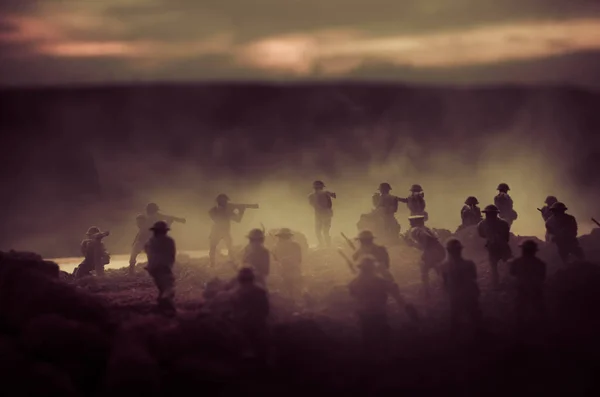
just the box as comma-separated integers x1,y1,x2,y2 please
509,240,547,331
242,229,271,287
208,194,245,267
494,183,518,226
407,215,445,297
129,203,186,274
348,256,411,355
398,184,428,221
459,196,483,230
539,196,558,242
545,202,584,264
352,230,394,281
230,267,270,359
439,239,483,332
372,183,401,242
308,180,336,247
75,227,110,278
272,228,303,301
477,204,512,289
144,221,177,314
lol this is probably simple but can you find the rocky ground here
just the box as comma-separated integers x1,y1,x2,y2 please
2,227,600,396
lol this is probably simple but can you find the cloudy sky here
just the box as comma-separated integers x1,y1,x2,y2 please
1,0,600,86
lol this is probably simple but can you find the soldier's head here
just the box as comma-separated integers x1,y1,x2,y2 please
216,194,230,206
544,196,558,206
378,182,392,193
356,230,375,245
275,228,293,240
146,202,159,215
519,239,538,256
86,226,101,237
135,214,147,229
410,184,423,196
247,228,265,243
238,267,255,284
313,180,325,191
497,183,510,193
465,196,479,206
549,201,568,214
446,238,463,256
357,255,377,274
150,221,170,235
408,215,426,227
482,204,500,218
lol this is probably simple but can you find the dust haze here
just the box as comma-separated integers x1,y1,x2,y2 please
0,84,598,258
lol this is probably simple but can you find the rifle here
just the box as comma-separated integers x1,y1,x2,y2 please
536,208,542,212
230,203,259,210
337,249,357,274
340,232,356,251
592,218,600,228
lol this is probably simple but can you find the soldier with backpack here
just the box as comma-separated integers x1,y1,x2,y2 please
494,183,518,227
308,180,336,247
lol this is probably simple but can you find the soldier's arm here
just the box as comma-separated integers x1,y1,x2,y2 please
162,214,186,224
308,193,316,208
477,221,486,238
294,242,303,264
571,216,579,238
327,191,337,199
168,238,177,265
397,196,408,203
208,208,218,222
231,209,245,223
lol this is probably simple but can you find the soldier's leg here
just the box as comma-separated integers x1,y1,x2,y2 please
209,234,221,267
314,216,324,246
322,216,332,246
154,269,176,310
224,234,234,259
488,253,500,288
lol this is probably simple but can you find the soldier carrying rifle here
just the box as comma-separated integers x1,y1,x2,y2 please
74,226,110,278
209,194,259,267
129,202,186,275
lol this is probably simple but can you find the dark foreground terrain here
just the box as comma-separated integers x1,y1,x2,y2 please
2,225,600,396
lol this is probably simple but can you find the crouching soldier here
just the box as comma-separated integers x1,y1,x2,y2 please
352,230,394,282
242,229,271,288
272,228,303,301
74,227,110,278
145,221,177,314
545,202,584,265
440,239,483,332
349,256,417,355
509,240,547,331
231,267,270,359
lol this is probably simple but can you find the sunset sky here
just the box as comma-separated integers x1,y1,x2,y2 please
1,0,600,86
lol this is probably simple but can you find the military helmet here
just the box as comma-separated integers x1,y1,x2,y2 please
150,221,170,232
550,202,568,212
313,180,325,188
378,182,392,191
357,255,377,271
247,228,265,240
410,184,423,192
482,204,500,213
544,196,558,205
465,196,479,205
446,238,463,250
86,226,101,236
146,202,159,213
275,228,293,237
356,230,375,240
238,267,255,282
216,193,230,202
497,183,510,191
519,239,538,251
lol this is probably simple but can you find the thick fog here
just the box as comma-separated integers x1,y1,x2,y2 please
0,83,598,257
